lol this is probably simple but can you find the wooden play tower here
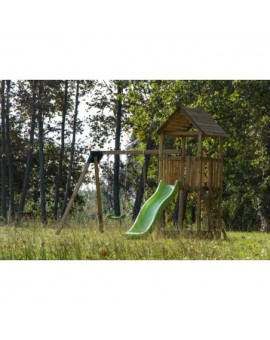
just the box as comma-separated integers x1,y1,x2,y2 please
156,106,228,238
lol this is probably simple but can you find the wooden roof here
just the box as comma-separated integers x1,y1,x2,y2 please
156,106,228,137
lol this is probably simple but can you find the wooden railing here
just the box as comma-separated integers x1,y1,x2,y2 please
160,156,222,191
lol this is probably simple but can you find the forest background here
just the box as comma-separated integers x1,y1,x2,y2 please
1,80,270,232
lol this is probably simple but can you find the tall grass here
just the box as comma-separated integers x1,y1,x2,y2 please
1,219,270,259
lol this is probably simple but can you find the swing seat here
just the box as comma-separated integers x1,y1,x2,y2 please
107,213,126,220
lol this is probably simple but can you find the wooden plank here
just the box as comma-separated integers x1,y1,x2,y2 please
179,157,182,182
187,158,191,188
162,131,200,137
167,159,170,183
195,158,201,189
165,121,191,128
185,156,190,189
171,161,174,183
171,161,174,184
173,161,176,180
177,160,181,180
191,157,196,190
212,160,215,189
178,136,186,231
216,160,220,189
208,159,213,190
196,159,200,189
162,158,166,181
203,160,208,187
190,157,194,188
164,158,167,182
196,133,203,233
168,160,171,183
160,156,183,161
56,161,90,235
213,160,217,190
199,158,203,188
159,134,164,180
168,160,172,184
164,125,192,131
218,137,224,234
178,190,185,232
94,156,104,232
102,149,181,156
172,160,177,183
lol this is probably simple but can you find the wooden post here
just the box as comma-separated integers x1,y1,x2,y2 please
218,137,226,239
56,161,90,235
159,133,164,181
178,136,186,232
196,133,203,235
158,133,166,228
94,156,104,232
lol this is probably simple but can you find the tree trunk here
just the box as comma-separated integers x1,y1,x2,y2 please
19,81,37,217
1,80,7,222
113,84,122,216
54,80,68,220
62,80,80,216
132,139,154,219
259,194,270,232
37,81,47,224
5,80,15,220
173,191,188,226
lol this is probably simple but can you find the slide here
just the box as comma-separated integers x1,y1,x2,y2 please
125,180,180,237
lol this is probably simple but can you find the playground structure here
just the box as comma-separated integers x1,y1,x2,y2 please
156,106,227,238
56,106,227,238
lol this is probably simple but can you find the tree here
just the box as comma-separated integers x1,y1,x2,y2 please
62,80,80,216
54,80,68,220
113,82,123,216
127,80,183,219
86,80,130,216
37,81,47,224
0,80,7,222
0,79,269,233
19,81,37,218
5,80,15,220
231,80,270,231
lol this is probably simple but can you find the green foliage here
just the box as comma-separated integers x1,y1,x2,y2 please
0,80,95,219
2,80,270,232
118,80,270,231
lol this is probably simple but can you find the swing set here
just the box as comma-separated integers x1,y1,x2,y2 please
56,106,228,239
56,148,179,234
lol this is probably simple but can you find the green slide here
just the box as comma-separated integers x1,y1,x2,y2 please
125,180,180,237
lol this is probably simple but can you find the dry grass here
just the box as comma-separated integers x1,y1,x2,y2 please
0,219,270,260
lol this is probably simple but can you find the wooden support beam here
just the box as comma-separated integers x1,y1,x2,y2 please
204,191,214,233
196,133,203,234
218,137,226,238
178,136,186,232
159,156,183,161
94,156,104,233
56,161,90,235
101,149,181,156
162,131,200,137
159,133,164,181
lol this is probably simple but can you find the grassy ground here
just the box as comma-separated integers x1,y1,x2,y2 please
0,219,270,260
